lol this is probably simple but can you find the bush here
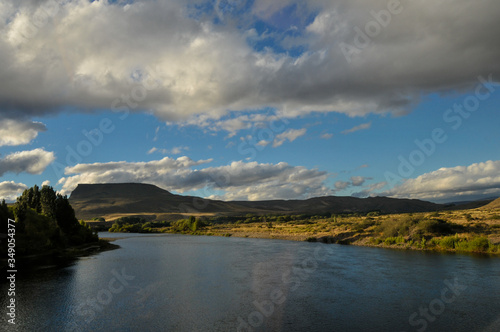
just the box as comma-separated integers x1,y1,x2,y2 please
414,219,456,236
172,216,206,233
376,216,419,237
383,236,405,245
439,236,456,249
436,236,492,253
468,237,490,252
352,219,376,232
367,211,381,217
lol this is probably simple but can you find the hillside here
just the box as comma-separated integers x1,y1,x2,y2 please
69,183,259,220
70,183,444,220
483,197,500,209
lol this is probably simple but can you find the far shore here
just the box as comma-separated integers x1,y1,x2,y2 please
90,207,500,256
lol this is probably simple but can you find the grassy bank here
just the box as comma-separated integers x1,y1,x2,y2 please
94,208,500,255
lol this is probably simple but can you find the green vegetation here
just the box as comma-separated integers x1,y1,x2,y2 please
99,208,500,255
172,216,207,233
109,217,171,233
430,235,498,253
108,215,207,234
2,185,100,257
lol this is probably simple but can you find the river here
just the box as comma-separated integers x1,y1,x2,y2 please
2,232,500,331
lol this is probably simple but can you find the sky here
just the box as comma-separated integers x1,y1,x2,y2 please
0,0,499,204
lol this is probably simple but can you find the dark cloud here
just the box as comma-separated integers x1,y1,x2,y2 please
0,0,498,125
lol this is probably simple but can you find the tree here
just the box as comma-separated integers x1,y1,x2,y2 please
0,199,12,220
55,194,79,234
18,185,41,213
13,200,27,233
0,200,13,246
40,185,57,219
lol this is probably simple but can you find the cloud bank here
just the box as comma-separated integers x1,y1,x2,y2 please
0,0,498,127
384,160,500,202
58,156,332,201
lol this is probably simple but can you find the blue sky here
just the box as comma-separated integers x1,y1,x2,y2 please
0,0,499,203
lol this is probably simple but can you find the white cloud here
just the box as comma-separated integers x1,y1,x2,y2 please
335,181,350,190
320,133,333,139
170,146,189,155
256,140,270,147
341,122,371,135
350,176,367,186
147,146,189,155
42,180,51,187
352,181,387,198
334,176,372,191
0,1,498,125
0,181,27,202
272,128,307,147
153,126,160,142
58,157,332,201
0,118,47,146
170,111,292,136
0,148,55,176
384,160,500,202
306,10,344,36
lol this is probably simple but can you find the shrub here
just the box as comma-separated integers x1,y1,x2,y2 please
383,236,405,245
468,237,490,252
369,237,383,245
352,220,376,232
415,219,455,236
464,213,473,221
439,236,456,249
376,216,419,238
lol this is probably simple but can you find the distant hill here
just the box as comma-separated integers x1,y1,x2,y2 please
70,183,444,220
483,197,500,209
443,198,496,210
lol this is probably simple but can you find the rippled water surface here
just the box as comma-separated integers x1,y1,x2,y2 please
2,232,500,331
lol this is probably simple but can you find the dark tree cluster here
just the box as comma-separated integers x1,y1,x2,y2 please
8,185,98,255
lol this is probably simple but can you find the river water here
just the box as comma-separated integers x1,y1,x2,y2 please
2,232,500,331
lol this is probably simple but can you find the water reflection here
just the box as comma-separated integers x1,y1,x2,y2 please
2,233,499,331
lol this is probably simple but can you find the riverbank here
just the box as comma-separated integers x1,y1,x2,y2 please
102,208,500,255
1,239,120,272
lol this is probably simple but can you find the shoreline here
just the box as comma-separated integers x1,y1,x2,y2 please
97,208,500,256
1,239,120,273
204,230,500,256
103,227,500,256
